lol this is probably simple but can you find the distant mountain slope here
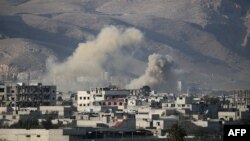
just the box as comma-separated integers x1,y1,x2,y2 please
0,0,249,90
0,38,54,67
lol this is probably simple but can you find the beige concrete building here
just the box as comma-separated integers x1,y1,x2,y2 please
0,129,69,141
218,111,239,121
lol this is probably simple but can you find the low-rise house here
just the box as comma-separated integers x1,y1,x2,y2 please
218,110,239,121
40,106,73,119
0,129,69,141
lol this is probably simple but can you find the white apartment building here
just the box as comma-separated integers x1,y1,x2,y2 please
218,111,239,121
77,87,130,112
162,96,193,110
77,91,92,112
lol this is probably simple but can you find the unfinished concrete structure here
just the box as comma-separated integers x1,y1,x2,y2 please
233,89,250,108
0,82,56,109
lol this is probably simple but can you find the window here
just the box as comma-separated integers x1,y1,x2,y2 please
0,95,4,100
84,97,86,100
13,116,16,119
37,135,41,138
114,102,117,105
220,118,224,121
0,88,4,92
108,102,111,105
119,102,123,106
103,102,106,105
157,122,160,126
7,87,11,93
87,104,90,106
79,104,82,106
3,115,6,119
11,90,15,93
79,97,82,100
83,104,86,106
26,135,30,138
96,94,102,97
44,88,51,93
87,97,90,100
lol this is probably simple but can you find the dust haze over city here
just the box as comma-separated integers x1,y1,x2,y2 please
0,0,250,141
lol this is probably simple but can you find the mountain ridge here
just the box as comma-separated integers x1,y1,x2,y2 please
0,0,249,90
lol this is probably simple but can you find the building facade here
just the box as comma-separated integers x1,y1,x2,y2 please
0,83,56,109
77,87,130,112
233,89,250,108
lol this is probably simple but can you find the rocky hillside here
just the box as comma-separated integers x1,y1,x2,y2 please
0,0,249,90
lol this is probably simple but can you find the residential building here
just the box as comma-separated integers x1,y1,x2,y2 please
0,129,69,141
0,83,56,109
233,89,250,109
77,87,130,112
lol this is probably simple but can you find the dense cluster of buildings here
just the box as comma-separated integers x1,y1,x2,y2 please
0,82,249,141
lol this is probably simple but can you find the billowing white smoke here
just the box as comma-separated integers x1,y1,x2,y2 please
43,26,143,91
127,53,174,89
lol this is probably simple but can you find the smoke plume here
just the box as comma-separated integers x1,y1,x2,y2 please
127,53,174,89
43,26,143,91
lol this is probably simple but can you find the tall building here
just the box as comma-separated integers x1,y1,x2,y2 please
233,89,250,108
177,80,182,92
0,82,56,109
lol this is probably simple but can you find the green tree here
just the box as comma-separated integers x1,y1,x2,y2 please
203,96,220,104
10,118,42,129
0,119,9,128
42,119,53,129
168,123,187,141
